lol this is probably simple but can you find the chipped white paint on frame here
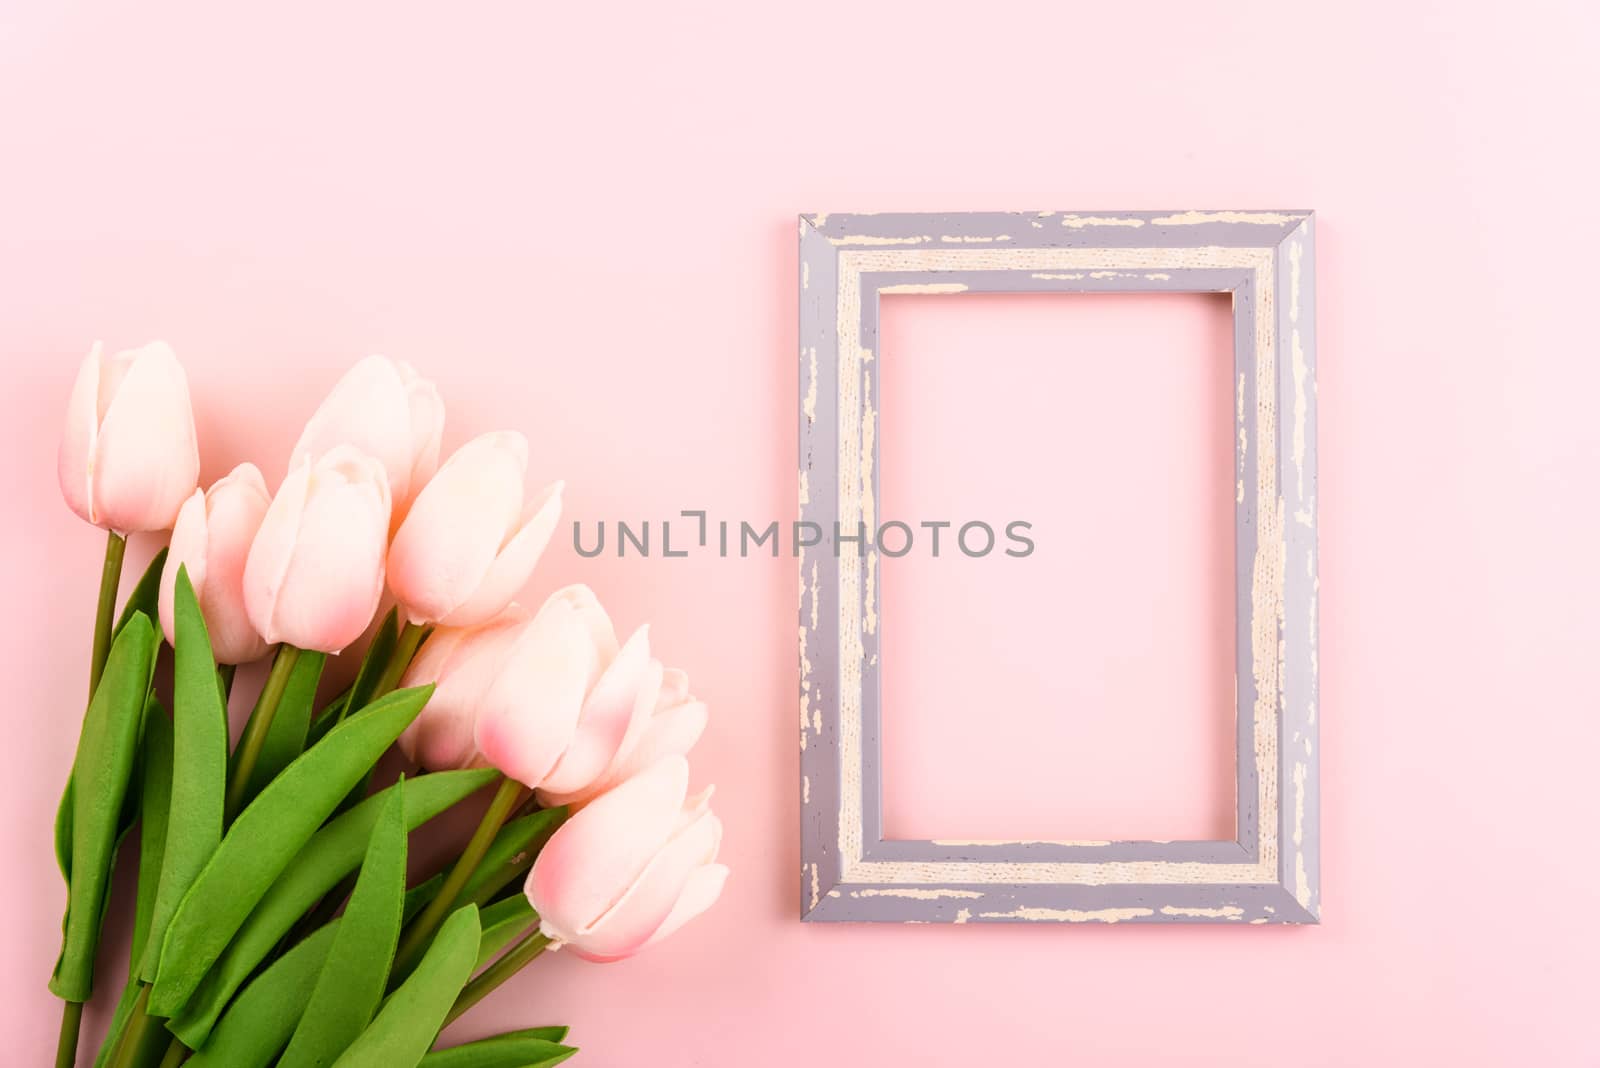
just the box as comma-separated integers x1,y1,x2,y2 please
1151,210,1299,226
1160,905,1246,919
802,347,818,424
878,282,970,294
1059,214,1145,228
980,907,1156,923
848,888,984,900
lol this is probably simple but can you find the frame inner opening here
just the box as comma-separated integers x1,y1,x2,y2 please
876,290,1238,843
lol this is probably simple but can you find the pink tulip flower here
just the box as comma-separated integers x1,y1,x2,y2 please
401,587,603,781
387,431,562,627
290,355,443,524
157,463,273,664
58,340,200,534
241,445,391,653
527,755,726,962
457,587,606,786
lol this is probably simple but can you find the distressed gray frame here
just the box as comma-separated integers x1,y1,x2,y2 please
798,211,1319,924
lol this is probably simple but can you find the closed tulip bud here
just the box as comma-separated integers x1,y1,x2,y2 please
527,755,726,962
465,587,609,787
387,431,562,627
290,355,444,523
157,464,273,664
242,445,391,653
58,340,200,534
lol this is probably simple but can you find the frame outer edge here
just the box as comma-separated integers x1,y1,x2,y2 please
798,212,1321,925
799,217,845,918
1275,215,1320,921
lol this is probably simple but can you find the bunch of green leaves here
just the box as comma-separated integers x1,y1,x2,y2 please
65,566,574,1068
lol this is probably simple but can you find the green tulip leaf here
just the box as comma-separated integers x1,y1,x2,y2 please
168,767,494,1047
403,806,565,927
326,608,407,816
149,683,434,1018
92,698,172,1068
280,781,408,1068
307,685,352,749
344,605,399,721
115,547,170,637
49,612,158,1002
462,807,566,908
140,567,229,984
53,548,167,884
473,894,538,971
405,872,445,922
93,974,147,1068
53,776,74,882
186,921,339,1068
130,705,175,976
419,1032,577,1068
331,904,481,1068
235,648,326,801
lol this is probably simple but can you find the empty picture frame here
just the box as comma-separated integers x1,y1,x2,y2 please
798,210,1318,924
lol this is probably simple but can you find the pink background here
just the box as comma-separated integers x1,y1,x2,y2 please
2,1,1598,1064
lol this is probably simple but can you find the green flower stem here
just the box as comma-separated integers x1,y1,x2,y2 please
392,775,524,978
444,929,553,1027
54,1001,82,1068
372,621,428,702
224,644,302,821
90,531,128,698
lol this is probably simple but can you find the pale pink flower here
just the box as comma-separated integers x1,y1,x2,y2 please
58,340,200,534
290,354,443,524
387,431,561,627
527,756,726,962
242,446,390,653
157,463,273,664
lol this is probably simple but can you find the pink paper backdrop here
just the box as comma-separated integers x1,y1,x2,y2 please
3,1,1597,1064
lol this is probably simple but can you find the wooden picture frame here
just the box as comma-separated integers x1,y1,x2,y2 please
798,211,1319,924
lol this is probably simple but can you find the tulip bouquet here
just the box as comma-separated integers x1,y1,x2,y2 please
48,345,726,1068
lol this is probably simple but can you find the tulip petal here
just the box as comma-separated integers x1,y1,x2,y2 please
641,862,729,951
565,806,721,961
159,489,210,647
91,342,200,533
96,346,137,419
473,602,595,787
290,355,415,503
618,701,708,783
539,625,652,796
198,465,273,664
438,481,563,627
270,452,390,653
388,431,529,624
528,755,687,944
243,459,313,646
397,627,468,766
398,361,445,508
656,668,691,710
538,583,618,667
546,699,709,811
398,615,524,770
57,343,101,525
